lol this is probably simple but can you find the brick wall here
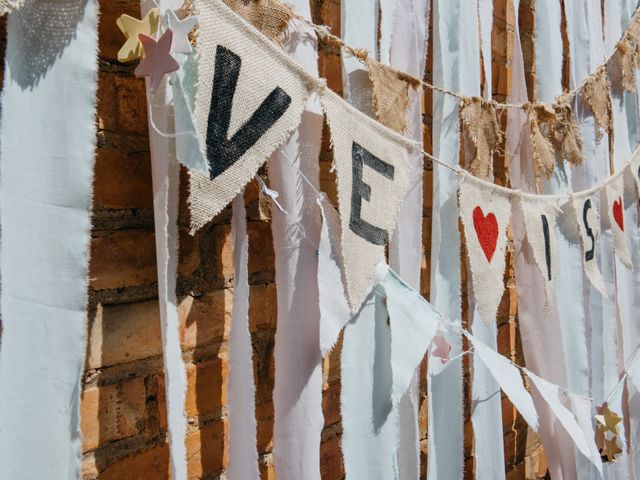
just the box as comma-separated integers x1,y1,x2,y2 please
0,1,550,478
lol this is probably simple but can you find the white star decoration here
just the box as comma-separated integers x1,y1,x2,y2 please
167,10,199,54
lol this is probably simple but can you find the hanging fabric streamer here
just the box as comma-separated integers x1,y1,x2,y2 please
381,0,430,476
0,1,99,477
141,1,188,477
508,0,576,477
317,194,351,357
604,4,640,476
227,194,259,479
269,2,325,478
428,0,474,476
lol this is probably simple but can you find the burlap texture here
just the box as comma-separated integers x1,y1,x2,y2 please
321,88,415,311
583,67,612,133
527,104,557,179
189,0,313,232
550,99,584,166
618,36,638,92
570,191,607,296
519,194,560,308
222,0,293,41
458,172,511,324
0,0,22,15
459,97,503,179
365,57,419,134
604,167,632,270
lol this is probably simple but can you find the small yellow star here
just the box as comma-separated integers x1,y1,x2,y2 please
116,8,160,63
601,435,622,463
595,402,622,436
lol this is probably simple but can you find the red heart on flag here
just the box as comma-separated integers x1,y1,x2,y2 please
613,198,624,231
473,206,498,262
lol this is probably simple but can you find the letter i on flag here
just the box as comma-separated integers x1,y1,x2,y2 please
458,172,511,324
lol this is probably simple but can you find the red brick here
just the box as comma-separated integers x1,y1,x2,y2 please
93,148,153,210
99,445,169,480
185,420,227,479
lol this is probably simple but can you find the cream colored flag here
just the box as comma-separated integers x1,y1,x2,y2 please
603,167,632,270
187,0,313,231
458,172,511,324
571,192,607,296
519,194,560,307
321,89,415,311
0,0,23,15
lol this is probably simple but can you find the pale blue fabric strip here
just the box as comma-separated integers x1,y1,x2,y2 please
341,292,399,480
0,1,99,477
428,0,477,477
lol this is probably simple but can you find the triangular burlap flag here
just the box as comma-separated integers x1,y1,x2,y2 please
458,172,511,324
186,0,313,231
570,191,607,296
604,167,632,270
583,67,612,133
528,104,557,179
222,0,294,41
321,88,415,311
519,194,560,307
365,57,420,134
618,36,638,92
550,98,584,166
460,97,503,179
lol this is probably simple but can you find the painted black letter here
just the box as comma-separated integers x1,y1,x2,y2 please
206,46,291,179
350,142,395,245
583,199,595,262
541,214,552,281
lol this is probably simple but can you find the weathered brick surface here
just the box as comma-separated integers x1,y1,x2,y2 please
0,0,547,478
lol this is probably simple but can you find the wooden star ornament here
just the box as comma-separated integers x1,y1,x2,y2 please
116,8,160,63
135,30,180,94
167,9,199,54
601,435,623,463
595,402,622,435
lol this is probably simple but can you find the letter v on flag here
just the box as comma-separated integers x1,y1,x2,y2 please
186,0,314,232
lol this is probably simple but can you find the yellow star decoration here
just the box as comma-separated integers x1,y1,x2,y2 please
601,435,623,463
116,8,160,63
595,402,623,435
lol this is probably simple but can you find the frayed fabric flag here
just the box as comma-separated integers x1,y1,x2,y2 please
187,0,313,231
570,191,608,296
526,370,604,475
630,149,640,194
321,89,415,312
458,172,511,324
0,0,22,15
383,268,441,406
317,194,352,356
465,332,538,430
603,167,632,270
519,194,560,307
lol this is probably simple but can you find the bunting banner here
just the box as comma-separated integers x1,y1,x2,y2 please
321,89,415,311
519,194,560,306
188,0,313,231
458,172,511,324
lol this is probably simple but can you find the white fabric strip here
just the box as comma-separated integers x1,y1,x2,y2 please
566,2,628,478
0,1,99,477
142,2,188,478
341,282,399,479
428,1,476,476
508,0,576,477
383,1,430,476
227,194,259,479
317,194,351,356
604,4,640,477
269,3,324,478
